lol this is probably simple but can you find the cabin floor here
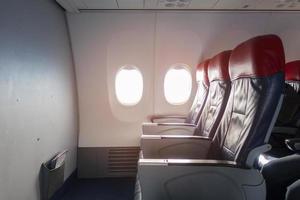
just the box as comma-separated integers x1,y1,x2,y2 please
54,177,135,200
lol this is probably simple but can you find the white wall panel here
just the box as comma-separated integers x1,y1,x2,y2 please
144,0,158,9
189,0,219,9
57,0,300,11
154,14,200,114
258,0,300,10
214,0,260,9
0,0,78,199
267,13,300,61
117,0,144,9
67,12,155,147
83,0,118,9
67,11,300,147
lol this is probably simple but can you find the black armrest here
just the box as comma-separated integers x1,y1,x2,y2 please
285,138,300,152
273,126,299,136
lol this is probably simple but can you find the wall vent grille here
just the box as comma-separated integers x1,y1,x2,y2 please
78,147,140,178
107,147,140,176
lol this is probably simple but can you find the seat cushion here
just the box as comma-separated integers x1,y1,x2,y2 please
262,154,300,200
286,179,300,200
257,147,294,168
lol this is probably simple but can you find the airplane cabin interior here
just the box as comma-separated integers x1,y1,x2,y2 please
1,0,300,200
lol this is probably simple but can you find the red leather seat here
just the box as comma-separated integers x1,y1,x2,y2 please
209,34,285,164
185,60,210,124
141,51,231,159
195,50,231,138
260,61,300,200
136,34,285,200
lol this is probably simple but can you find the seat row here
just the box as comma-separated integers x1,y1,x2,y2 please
260,61,300,200
135,35,300,200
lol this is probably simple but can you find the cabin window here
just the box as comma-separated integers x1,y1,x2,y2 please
164,64,192,105
115,65,143,106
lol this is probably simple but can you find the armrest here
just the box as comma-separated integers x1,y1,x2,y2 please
286,138,300,152
141,135,211,159
142,122,196,135
142,134,210,139
139,158,239,167
137,159,265,200
156,123,195,126
150,114,186,123
273,126,299,136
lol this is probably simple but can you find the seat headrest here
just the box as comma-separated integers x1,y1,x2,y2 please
229,35,285,80
208,50,231,82
285,61,300,81
196,59,209,86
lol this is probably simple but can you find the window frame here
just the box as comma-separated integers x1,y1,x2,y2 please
115,65,144,106
163,63,193,106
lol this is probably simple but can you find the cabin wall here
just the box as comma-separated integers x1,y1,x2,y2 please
67,11,300,148
0,0,78,199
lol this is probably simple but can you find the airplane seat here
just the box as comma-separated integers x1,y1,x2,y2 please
141,60,211,136
195,50,231,138
208,34,285,164
261,138,300,200
286,179,300,200
136,35,285,200
184,60,210,124
142,52,231,138
149,59,210,124
264,61,300,200
141,51,232,159
277,61,300,127
270,60,300,148
258,61,300,167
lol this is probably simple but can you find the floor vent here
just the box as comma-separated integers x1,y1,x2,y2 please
107,147,139,176
78,147,140,178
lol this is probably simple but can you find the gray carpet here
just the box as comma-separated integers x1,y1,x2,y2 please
54,177,135,200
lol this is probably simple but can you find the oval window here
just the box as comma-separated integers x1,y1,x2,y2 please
164,64,192,105
115,65,143,106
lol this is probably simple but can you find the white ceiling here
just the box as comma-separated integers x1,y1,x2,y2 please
56,0,300,12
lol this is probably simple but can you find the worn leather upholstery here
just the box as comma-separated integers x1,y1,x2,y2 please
259,61,300,161
260,61,300,200
195,50,231,138
135,35,285,200
275,61,300,127
185,60,210,124
277,61,300,127
264,61,300,158
209,35,285,165
285,61,300,81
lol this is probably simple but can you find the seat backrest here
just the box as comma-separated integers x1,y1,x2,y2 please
185,60,210,124
210,35,285,166
276,61,300,127
195,51,231,138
